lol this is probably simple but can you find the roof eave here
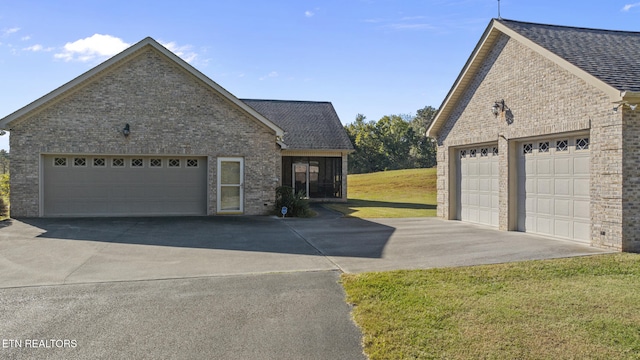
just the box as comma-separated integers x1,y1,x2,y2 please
426,19,501,139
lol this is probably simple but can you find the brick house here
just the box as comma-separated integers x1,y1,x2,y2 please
0,37,353,217
427,19,640,251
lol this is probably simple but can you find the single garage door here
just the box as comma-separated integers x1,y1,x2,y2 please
517,136,590,242
43,155,207,216
457,145,499,227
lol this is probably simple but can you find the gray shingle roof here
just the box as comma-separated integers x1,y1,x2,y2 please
499,19,640,92
241,99,354,151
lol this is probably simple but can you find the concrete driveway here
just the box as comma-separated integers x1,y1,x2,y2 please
0,210,610,287
0,210,611,359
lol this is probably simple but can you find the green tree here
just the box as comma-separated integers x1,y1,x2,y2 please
345,106,438,173
0,150,8,174
410,106,437,168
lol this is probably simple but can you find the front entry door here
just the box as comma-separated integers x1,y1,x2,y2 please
217,157,244,214
293,163,308,197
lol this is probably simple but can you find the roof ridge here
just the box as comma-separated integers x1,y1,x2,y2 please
498,18,640,35
241,99,332,104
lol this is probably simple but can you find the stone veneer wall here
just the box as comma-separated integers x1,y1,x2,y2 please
436,34,623,250
9,47,281,216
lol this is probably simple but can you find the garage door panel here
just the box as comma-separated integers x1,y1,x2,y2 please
574,221,590,241
468,178,478,191
537,198,553,215
574,199,590,219
554,219,570,238
537,178,552,195
479,178,492,191
525,177,537,193
554,199,570,216
536,217,552,234
554,158,571,175
537,159,552,174
574,157,589,174
574,179,590,197
479,194,492,208
468,162,478,175
554,179,570,196
518,136,590,242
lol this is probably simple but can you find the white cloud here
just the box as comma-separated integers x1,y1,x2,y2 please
54,34,130,62
388,22,435,30
259,71,279,80
622,2,640,11
23,44,53,52
305,10,314,17
160,41,198,63
2,27,20,36
21,35,31,41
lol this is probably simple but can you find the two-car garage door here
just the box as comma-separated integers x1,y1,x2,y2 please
43,155,207,216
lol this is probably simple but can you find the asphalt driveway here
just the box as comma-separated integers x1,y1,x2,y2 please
0,210,611,359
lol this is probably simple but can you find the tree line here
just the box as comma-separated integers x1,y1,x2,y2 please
345,106,437,174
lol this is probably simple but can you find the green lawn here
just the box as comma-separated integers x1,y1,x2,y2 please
325,168,437,218
342,254,640,359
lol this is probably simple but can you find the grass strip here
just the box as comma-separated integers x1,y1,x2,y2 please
342,254,640,359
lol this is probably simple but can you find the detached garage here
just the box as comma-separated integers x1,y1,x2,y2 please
427,19,640,252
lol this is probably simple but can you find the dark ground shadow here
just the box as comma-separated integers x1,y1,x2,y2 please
15,211,395,258
328,199,436,217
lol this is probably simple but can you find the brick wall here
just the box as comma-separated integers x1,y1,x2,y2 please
622,109,640,251
436,34,622,250
9,47,281,216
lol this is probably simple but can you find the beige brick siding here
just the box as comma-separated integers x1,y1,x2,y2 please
622,109,640,251
436,34,623,250
9,47,281,216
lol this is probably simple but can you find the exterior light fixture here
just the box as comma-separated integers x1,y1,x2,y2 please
492,100,505,117
613,101,639,112
122,123,130,137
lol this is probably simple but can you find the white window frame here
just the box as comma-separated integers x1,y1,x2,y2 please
93,158,106,167
112,158,125,168
53,157,67,167
131,158,144,168
150,158,163,168
217,157,244,214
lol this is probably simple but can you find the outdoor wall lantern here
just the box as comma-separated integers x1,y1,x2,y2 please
492,99,506,117
613,102,638,112
122,123,130,137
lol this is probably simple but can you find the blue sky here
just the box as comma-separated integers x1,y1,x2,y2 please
0,1,639,151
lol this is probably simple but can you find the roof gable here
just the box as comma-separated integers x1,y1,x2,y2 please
499,20,640,93
428,19,640,138
0,37,284,137
241,99,354,151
